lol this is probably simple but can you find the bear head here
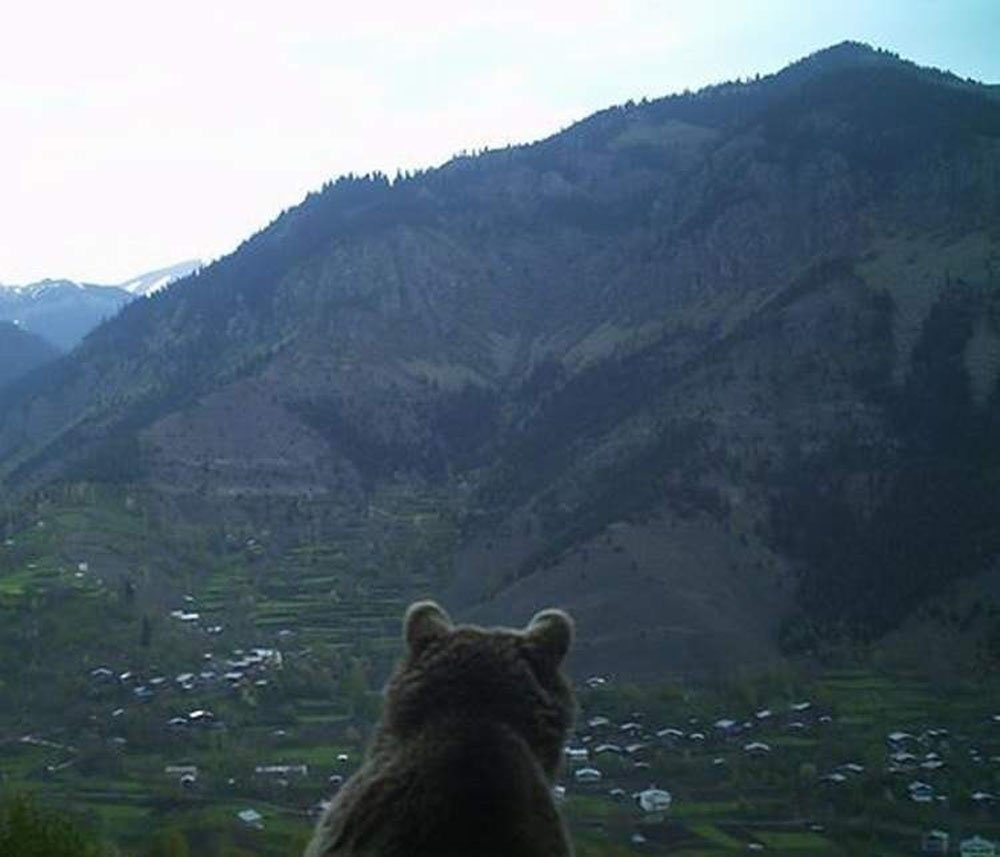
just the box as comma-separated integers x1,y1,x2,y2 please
381,601,575,779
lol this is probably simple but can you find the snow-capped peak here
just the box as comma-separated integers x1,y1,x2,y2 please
118,259,202,296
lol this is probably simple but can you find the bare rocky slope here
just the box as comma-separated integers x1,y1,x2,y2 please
1,42,999,675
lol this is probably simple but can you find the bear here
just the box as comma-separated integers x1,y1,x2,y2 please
303,600,576,857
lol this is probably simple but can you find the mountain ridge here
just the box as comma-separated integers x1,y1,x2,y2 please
0,259,203,351
1,42,998,674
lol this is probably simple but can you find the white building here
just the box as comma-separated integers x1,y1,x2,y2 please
573,767,602,783
960,836,996,857
237,808,263,828
638,788,672,813
909,781,935,803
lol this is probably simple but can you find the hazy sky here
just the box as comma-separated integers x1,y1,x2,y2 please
2,0,998,285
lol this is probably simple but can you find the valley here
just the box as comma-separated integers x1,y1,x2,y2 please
1,41,999,856
0,486,998,856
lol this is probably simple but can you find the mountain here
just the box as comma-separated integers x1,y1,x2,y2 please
1,42,998,675
0,321,60,389
118,259,202,296
0,279,132,351
0,261,201,350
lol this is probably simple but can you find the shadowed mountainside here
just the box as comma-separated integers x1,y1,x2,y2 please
0,321,60,389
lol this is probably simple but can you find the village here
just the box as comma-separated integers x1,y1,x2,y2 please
554,684,999,855
7,634,1000,856
1,513,998,856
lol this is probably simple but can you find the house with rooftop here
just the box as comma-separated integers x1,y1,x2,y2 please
638,788,672,813
573,767,602,784
887,731,916,751
164,765,198,786
656,727,685,743
959,835,996,857
921,830,949,855
714,719,739,736
237,808,263,829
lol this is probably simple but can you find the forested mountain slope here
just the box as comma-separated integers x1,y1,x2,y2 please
1,42,998,674
0,321,59,389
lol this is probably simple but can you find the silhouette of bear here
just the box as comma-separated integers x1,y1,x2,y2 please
304,600,576,857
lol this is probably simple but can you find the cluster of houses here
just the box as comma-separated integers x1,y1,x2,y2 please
158,754,355,837
880,725,999,810
560,696,829,783
86,609,284,740
554,695,833,821
88,644,282,710
557,683,1000,852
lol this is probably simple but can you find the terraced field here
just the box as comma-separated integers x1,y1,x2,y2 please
2,487,999,856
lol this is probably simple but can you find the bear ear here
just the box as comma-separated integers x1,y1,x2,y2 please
525,608,574,666
404,600,453,654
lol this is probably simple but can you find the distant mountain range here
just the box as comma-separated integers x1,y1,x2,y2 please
1,42,998,675
0,259,201,353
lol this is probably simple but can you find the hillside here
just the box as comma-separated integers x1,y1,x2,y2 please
0,321,59,389
1,42,999,676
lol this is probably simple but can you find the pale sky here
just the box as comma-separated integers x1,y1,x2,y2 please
2,0,997,285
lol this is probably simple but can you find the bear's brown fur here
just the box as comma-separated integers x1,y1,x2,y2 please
303,600,576,857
